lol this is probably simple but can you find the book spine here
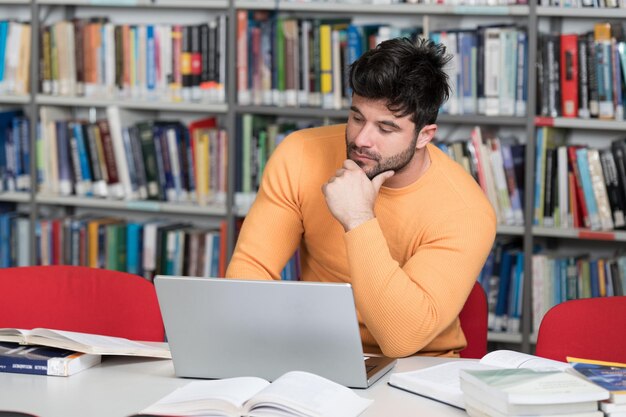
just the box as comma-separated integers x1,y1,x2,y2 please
0,355,48,376
577,34,590,118
576,147,601,230
560,33,579,118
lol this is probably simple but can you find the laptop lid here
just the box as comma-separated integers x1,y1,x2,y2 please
154,276,396,388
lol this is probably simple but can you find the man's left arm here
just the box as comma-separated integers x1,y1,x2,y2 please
344,212,496,358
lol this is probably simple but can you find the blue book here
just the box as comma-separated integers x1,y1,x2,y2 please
146,25,156,93
210,232,220,277
11,117,21,191
153,124,175,202
569,358,626,404
0,21,8,82
126,222,144,276
17,116,30,191
507,251,524,333
458,30,477,115
0,342,101,377
576,147,601,230
70,121,93,196
494,249,515,331
589,259,600,298
56,120,73,196
0,212,17,267
0,110,23,191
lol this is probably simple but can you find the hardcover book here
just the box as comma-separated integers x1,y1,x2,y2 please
0,341,101,376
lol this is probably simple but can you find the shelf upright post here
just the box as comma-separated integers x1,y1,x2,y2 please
28,0,40,266
225,0,238,262
521,0,539,354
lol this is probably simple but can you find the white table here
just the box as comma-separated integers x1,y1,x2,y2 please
0,355,469,417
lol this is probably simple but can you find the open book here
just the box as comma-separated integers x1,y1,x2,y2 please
388,349,571,410
0,328,170,359
137,370,373,417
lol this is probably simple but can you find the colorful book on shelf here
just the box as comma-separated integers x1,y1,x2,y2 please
594,22,615,120
0,341,101,377
388,349,574,411
0,328,170,359
138,371,372,417
576,147,602,231
560,33,579,118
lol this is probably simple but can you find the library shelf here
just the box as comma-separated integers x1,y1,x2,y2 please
0,192,31,203
0,95,30,105
36,95,229,113
35,195,228,216
36,0,229,8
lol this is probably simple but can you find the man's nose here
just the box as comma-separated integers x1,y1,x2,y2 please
353,124,376,148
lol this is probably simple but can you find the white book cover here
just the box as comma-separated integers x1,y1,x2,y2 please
587,149,614,231
39,107,72,196
106,106,145,200
104,23,116,97
498,28,517,117
331,29,343,110
484,27,502,116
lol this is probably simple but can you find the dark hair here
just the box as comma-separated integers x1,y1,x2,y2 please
349,37,451,130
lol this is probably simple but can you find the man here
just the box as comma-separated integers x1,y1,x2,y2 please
226,37,496,358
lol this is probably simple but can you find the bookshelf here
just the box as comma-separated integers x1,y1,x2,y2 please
1,0,626,353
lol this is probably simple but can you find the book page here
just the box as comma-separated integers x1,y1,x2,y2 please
140,377,270,417
480,350,570,371
388,360,494,409
245,371,372,417
28,329,171,358
0,328,31,343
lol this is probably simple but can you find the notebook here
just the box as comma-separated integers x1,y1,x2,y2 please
154,276,397,388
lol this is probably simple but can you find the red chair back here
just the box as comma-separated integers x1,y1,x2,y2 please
0,266,165,342
535,296,626,363
459,281,488,359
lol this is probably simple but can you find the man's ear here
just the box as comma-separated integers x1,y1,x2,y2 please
416,124,437,149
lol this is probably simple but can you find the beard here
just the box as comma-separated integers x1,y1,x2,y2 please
345,131,418,180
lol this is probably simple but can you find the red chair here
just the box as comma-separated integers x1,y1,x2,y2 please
535,296,626,363
0,265,165,342
458,281,488,359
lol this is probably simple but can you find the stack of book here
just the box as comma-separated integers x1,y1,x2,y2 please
459,367,610,417
568,357,626,417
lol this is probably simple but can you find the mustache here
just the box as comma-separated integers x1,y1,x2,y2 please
347,143,381,161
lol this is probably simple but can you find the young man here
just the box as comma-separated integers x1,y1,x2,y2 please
226,38,496,358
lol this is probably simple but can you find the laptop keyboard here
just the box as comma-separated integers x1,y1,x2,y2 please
364,357,376,373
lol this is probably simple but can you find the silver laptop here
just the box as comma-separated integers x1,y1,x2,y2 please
154,276,397,388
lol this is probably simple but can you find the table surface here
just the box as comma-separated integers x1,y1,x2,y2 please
0,355,470,417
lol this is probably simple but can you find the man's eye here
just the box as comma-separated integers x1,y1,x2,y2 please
379,127,392,134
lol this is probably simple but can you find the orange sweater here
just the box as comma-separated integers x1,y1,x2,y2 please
227,124,496,358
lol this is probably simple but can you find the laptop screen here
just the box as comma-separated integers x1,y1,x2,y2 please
154,276,395,388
